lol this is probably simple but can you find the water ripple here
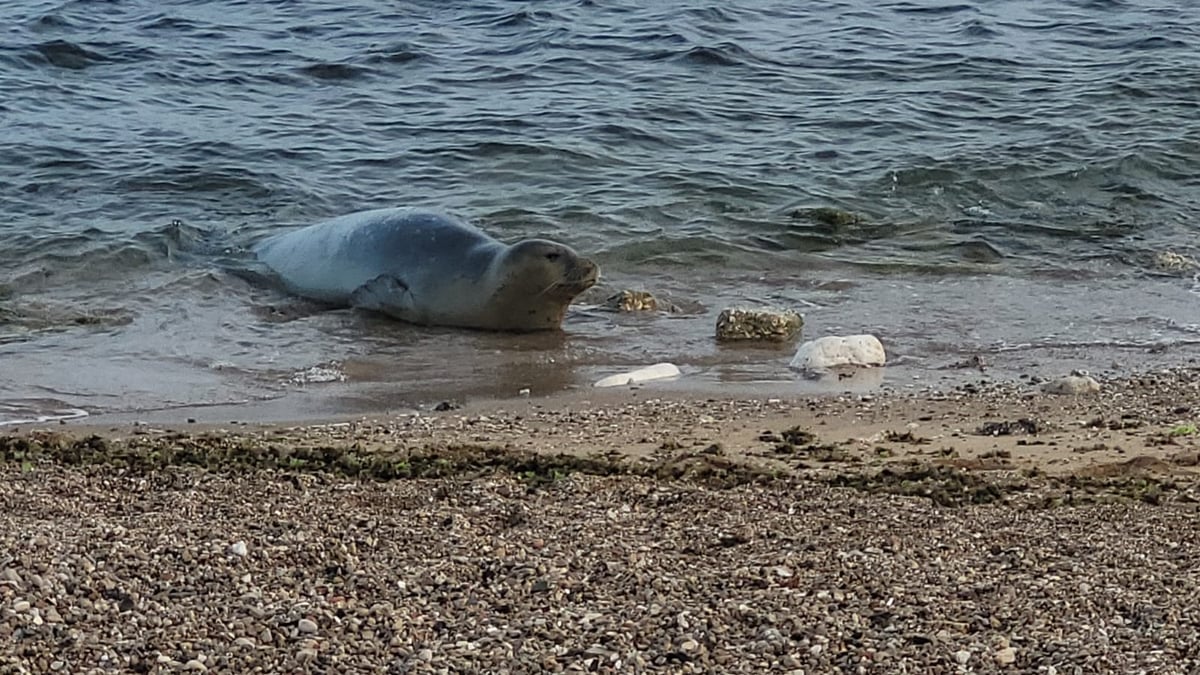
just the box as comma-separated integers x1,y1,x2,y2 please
2,0,1199,411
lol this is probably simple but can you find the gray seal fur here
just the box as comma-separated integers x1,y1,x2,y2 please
254,208,599,331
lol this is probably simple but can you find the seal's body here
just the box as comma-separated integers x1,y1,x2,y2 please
254,208,598,331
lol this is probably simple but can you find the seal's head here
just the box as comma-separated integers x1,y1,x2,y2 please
491,239,600,331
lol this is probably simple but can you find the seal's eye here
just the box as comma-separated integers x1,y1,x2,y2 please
545,252,561,262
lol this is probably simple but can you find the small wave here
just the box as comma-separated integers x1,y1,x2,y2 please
0,400,88,427
684,7,742,23
487,9,559,28
673,44,751,67
119,165,275,199
890,3,976,15
365,44,429,65
1,297,135,332
30,39,109,69
455,141,601,164
140,15,200,31
298,62,372,81
28,13,74,30
959,19,998,38
1064,35,1190,51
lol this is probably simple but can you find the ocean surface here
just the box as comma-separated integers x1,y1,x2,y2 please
2,0,1199,424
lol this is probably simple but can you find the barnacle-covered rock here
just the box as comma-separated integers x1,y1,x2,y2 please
715,308,803,342
603,290,660,312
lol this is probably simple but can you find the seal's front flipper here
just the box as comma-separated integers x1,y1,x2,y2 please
351,275,416,320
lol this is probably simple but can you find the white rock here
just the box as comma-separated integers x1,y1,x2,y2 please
1041,373,1100,395
298,618,318,634
954,649,971,665
593,363,681,388
228,541,248,557
994,646,1017,665
790,335,886,371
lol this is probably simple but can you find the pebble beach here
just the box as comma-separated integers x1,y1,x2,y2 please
4,367,1200,673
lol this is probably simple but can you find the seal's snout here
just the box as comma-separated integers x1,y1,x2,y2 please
577,257,600,285
565,256,600,292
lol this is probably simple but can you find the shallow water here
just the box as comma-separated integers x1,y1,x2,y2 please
2,0,1199,424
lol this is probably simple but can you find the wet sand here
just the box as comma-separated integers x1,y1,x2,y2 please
2,367,1200,673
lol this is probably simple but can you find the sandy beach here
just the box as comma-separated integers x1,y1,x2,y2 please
3,366,1200,673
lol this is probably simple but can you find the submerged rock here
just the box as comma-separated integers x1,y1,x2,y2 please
792,207,863,228
715,308,803,342
603,290,660,312
1152,250,1198,274
790,334,886,371
594,363,681,388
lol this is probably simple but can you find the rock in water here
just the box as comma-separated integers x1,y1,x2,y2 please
1152,250,1198,274
790,335,886,371
603,290,659,312
594,363,681,388
715,308,803,342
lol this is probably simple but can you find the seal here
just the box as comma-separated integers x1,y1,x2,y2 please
253,208,599,332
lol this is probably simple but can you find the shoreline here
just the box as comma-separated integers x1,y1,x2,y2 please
10,364,1200,483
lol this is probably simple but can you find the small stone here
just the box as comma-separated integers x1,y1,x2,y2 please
298,618,318,634
681,639,699,652
297,649,317,664
594,363,681,388
955,650,971,665
1,568,21,586
49,662,65,672
228,541,248,557
184,660,207,671
13,600,31,612
1041,373,1101,395
45,608,62,623
994,647,1016,665
234,637,255,648
417,649,433,662
791,334,885,371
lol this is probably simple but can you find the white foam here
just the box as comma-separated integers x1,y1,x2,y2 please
286,363,347,385
0,401,89,427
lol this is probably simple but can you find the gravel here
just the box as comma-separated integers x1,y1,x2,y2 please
2,464,1199,673
4,367,1200,673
